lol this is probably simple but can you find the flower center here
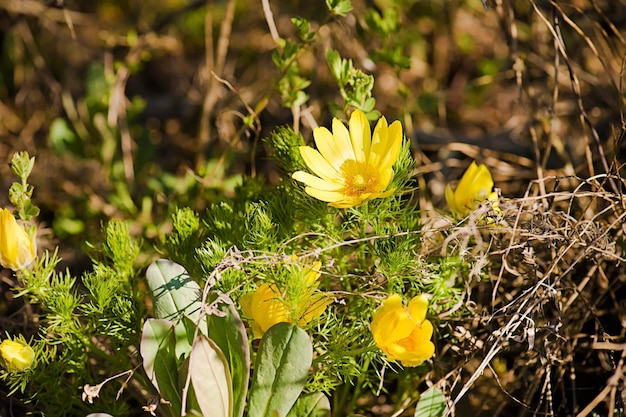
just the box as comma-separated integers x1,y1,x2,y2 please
341,160,379,196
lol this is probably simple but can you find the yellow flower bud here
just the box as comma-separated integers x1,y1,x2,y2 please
0,208,36,271
0,338,35,372
445,161,499,218
240,261,332,339
371,294,435,367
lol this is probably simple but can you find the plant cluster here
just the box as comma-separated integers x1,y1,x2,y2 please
1,105,490,416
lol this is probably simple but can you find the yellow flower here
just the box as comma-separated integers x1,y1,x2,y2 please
293,109,403,208
371,294,435,367
0,338,35,372
240,261,332,339
445,161,499,218
0,208,36,271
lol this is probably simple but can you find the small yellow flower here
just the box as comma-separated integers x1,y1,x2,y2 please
445,161,499,218
0,337,35,372
293,109,403,208
371,294,435,367
0,208,36,271
240,261,332,339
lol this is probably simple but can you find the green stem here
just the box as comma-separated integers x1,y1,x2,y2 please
359,201,370,272
329,344,377,416
343,345,377,357
347,355,371,415
361,201,369,238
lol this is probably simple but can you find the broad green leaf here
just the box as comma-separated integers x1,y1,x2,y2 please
140,319,181,417
206,293,250,417
146,259,202,323
189,335,233,417
286,392,331,417
414,388,447,417
248,323,312,417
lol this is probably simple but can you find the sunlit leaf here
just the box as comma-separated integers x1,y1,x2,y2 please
286,392,331,417
146,259,202,323
247,323,312,417
189,335,233,417
414,388,447,417
206,293,250,417
140,319,181,417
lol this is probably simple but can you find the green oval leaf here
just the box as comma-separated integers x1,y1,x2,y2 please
140,318,181,416
286,392,331,417
189,335,233,417
146,259,202,322
247,323,313,417
414,388,448,417
206,293,250,417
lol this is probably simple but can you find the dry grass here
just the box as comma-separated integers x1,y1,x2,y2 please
430,175,625,416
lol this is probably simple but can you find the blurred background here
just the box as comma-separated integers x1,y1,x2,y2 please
0,0,625,413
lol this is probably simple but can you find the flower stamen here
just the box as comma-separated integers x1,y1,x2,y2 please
341,160,378,196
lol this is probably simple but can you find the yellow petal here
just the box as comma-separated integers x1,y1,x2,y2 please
239,292,254,318
298,293,332,325
304,187,347,203
304,261,322,285
257,305,288,335
412,319,434,342
293,171,343,191
456,162,482,197
383,320,435,366
250,321,264,339
407,294,429,323
368,116,389,167
445,184,460,215
0,209,36,271
332,118,356,160
473,164,495,194
374,168,394,193
379,188,396,198
457,163,494,212
312,124,352,171
371,295,415,344
246,284,289,338
377,120,403,170
396,341,435,367
329,198,361,208
0,210,18,268
299,146,340,181
456,161,480,192
446,162,497,217
348,109,371,162
374,294,403,316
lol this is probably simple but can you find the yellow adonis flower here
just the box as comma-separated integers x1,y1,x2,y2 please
371,294,435,367
0,337,35,372
293,109,403,208
240,261,332,339
445,161,499,218
0,208,36,271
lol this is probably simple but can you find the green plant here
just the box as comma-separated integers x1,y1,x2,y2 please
140,259,330,417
